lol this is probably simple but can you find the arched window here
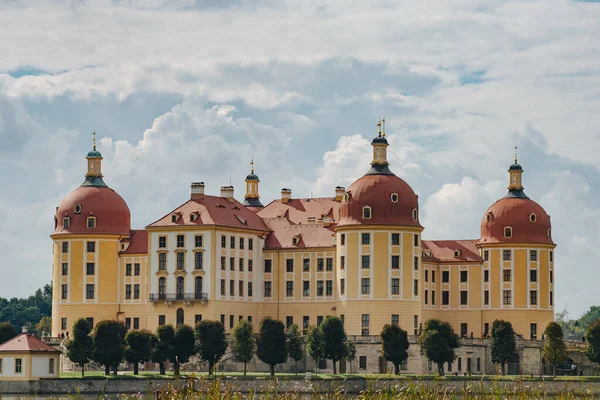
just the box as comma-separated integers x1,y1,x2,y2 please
504,227,512,238
195,276,203,299
176,308,184,326
158,277,166,300
412,209,418,221
391,193,398,203
362,206,372,219
176,276,184,300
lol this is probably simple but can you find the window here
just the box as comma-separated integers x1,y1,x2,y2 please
340,256,345,270
239,258,244,271
221,236,226,248
264,281,272,297
484,290,489,305
550,251,553,262
340,279,345,295
504,227,512,238
530,250,537,261
85,216,96,228
286,259,294,272
86,241,95,253
317,281,324,296
424,290,428,304
74,204,82,214
414,256,419,270
362,206,372,219
477,358,481,372
412,208,418,221
286,281,294,296
484,323,489,336
503,269,511,282
61,284,68,300
460,291,468,305
461,323,468,338
230,237,235,249
286,316,293,328
230,280,235,296
85,318,94,328
548,229,552,239
220,315,225,325
126,285,132,299
63,217,70,229
159,236,166,248
134,284,140,299
484,270,489,282
326,280,333,296
61,263,68,276
530,323,537,340
194,252,203,269
15,358,22,374
442,291,449,305
177,252,185,270
550,270,553,283
442,271,449,283
62,242,69,253
193,235,202,248
362,233,370,245
391,193,398,203
359,356,367,369
248,316,252,323
317,258,324,271
341,234,346,245
220,279,225,295
432,271,436,282
159,278,166,297
326,258,333,271
317,316,324,326
86,284,94,299
361,278,370,295
391,278,400,295
414,234,419,246
86,263,95,275
230,257,235,271
391,233,400,245
303,258,310,272
195,315,202,324
158,253,166,270
303,281,310,296
530,269,537,282
248,282,253,297
484,250,489,261
503,290,512,305
176,308,184,326
550,291,554,306
460,271,468,282
265,259,272,273
361,314,370,336
176,234,185,247
458,357,462,371
414,279,419,296
133,318,139,330
361,255,370,269
134,263,140,275
126,263,132,276
159,315,166,326
425,270,429,282
239,237,244,249
391,314,399,325
391,255,399,269
530,290,537,305
432,290,436,305
503,250,511,261
239,281,244,297
48,358,55,374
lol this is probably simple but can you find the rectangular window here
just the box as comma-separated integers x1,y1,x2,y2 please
230,257,235,271
177,234,185,248
391,233,400,245
458,357,462,371
414,256,419,270
286,281,294,296
361,255,370,269
484,322,489,336
391,255,399,269
425,290,428,304
361,278,370,295
484,270,489,282
87,217,96,228
484,250,489,261
477,358,481,372
177,252,185,270
159,253,166,270
61,284,68,300
391,314,399,325
460,291,468,305
550,251,553,262
159,236,166,248
134,263,140,275
195,314,202,324
503,290,512,305
425,270,429,282
134,284,140,299
126,285,132,299
221,279,225,295
503,269,511,282
86,263,95,275
286,316,293,328
341,234,345,245
87,241,95,253
391,278,400,295
503,250,511,261
15,358,22,374
461,323,468,338
248,238,253,250
530,290,537,305
414,234,419,246
248,316,252,323
550,291,554,306
230,237,235,249
195,252,203,270
230,280,235,296
361,233,370,245
340,256,345,270
239,258,244,271
158,315,166,326
219,256,225,271
326,280,333,296
484,290,489,305
286,259,294,272
239,237,244,249
414,279,419,296
361,314,370,336
530,250,537,261
221,235,226,248
442,291,449,305
220,315,225,325
126,263,132,276
340,279,345,295
317,316,324,326
303,281,310,296
239,281,244,297
530,323,537,340
359,356,367,370
303,258,310,272
460,271,467,282
61,262,68,276
442,271,449,283
264,281,272,297
61,317,67,330
248,259,253,271
550,270,553,283
133,318,139,330
195,235,203,248
62,242,69,253
317,281,324,296
530,269,537,282
265,259,272,273
432,290,436,305
85,318,94,328
303,316,309,333
230,315,234,329
432,271,436,282
86,284,94,299
49,358,55,374
248,282,253,297
317,258,324,271
326,258,333,271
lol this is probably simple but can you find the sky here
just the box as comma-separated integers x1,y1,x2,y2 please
0,0,599,318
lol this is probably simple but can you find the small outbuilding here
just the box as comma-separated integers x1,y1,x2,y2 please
0,328,61,380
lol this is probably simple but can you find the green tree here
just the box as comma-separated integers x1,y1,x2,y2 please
256,317,287,376
490,320,516,375
195,320,227,376
0,322,17,344
286,324,304,372
66,318,93,377
557,307,600,340
92,320,126,376
35,316,52,338
543,321,567,376
231,319,255,376
152,324,174,375
307,325,325,372
124,329,154,375
381,324,410,374
586,319,600,366
321,316,351,374
171,324,195,376
418,319,459,376
0,283,52,331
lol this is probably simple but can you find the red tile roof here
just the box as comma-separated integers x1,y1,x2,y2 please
0,334,61,353
263,218,336,249
147,196,269,232
121,230,148,254
421,240,482,263
258,198,340,225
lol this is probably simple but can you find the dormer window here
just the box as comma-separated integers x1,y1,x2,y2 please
344,193,350,202
235,215,248,225
292,236,299,245
530,213,536,222
454,250,461,258
362,206,372,219
504,227,512,238
391,193,399,203
74,204,82,214
487,213,492,223
63,217,71,229
171,213,180,223
547,229,552,239
190,213,198,222
412,209,418,221
87,216,96,229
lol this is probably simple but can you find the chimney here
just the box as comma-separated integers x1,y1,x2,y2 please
22,326,28,334
191,182,205,200
220,185,235,202
334,186,345,202
281,188,292,204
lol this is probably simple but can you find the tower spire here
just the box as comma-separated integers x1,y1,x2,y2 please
243,158,263,207
505,146,528,198
365,118,394,176
82,131,108,188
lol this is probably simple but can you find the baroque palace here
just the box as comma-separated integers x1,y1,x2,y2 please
50,127,556,372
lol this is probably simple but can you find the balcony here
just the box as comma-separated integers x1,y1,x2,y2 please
149,293,208,302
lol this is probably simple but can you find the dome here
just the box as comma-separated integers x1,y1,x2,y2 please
509,162,523,171
479,197,553,245
86,150,102,159
338,174,421,227
54,186,131,236
246,173,259,181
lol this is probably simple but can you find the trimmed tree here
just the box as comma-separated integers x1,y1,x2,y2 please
124,329,154,375
171,324,195,376
256,317,287,376
0,322,17,344
321,316,352,374
418,319,459,376
286,324,304,372
490,320,517,375
586,319,600,367
307,325,325,372
66,318,93,377
152,324,174,375
232,319,255,376
195,320,227,376
543,322,567,376
92,320,126,376
380,324,410,374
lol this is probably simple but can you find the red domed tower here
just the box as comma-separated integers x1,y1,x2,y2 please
335,120,424,336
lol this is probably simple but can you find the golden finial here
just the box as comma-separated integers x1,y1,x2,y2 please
377,118,382,136
250,157,255,174
514,145,518,164
382,117,386,137
92,131,96,151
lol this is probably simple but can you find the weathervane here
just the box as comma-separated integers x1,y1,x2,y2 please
514,145,518,164
250,157,255,174
92,131,97,151
377,118,382,136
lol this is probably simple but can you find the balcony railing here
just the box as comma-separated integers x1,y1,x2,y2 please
149,293,208,302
